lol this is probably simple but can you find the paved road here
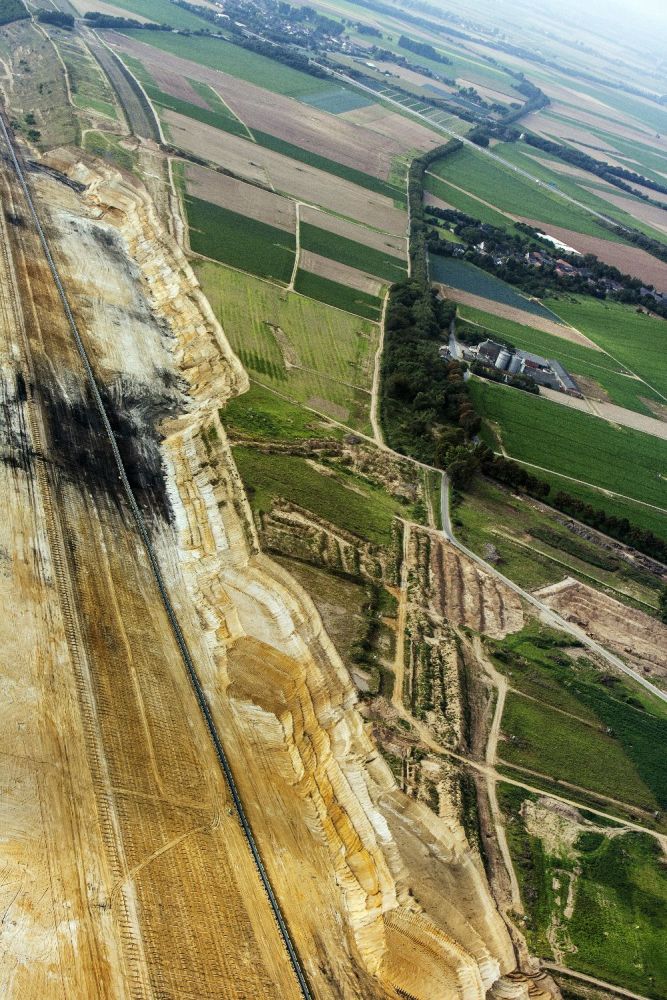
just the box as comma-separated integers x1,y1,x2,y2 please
440,473,667,704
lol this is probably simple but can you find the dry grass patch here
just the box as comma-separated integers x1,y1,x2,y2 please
300,250,384,297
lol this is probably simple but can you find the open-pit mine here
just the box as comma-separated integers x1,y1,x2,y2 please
0,119,557,998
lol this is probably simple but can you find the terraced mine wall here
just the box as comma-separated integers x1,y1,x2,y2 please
11,139,553,999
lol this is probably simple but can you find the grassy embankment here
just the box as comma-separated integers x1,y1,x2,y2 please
452,477,663,609
490,625,667,817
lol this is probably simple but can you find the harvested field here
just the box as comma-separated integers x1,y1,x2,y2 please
72,0,154,21
166,110,407,232
436,286,600,347
575,186,667,236
184,162,296,233
301,204,407,253
300,249,385,296
534,579,667,687
520,218,667,288
424,190,453,210
539,388,667,441
108,33,441,179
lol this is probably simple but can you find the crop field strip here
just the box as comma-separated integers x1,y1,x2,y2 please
106,32,440,199
185,196,296,284
428,145,656,242
162,108,407,233
299,221,407,283
0,111,311,999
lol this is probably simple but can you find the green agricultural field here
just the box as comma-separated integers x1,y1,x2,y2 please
298,86,372,114
120,51,401,199
294,270,382,320
300,222,406,283
185,196,295,283
500,692,661,813
424,172,514,228
196,260,379,433
457,304,663,414
121,30,349,102
430,146,622,241
233,446,405,546
496,141,667,244
222,383,343,443
469,378,667,511
543,296,667,400
499,784,667,998
122,54,251,138
96,0,212,30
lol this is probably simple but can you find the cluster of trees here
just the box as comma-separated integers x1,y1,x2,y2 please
469,360,539,394
524,133,667,202
552,491,667,564
381,280,471,465
426,204,667,306
84,11,168,30
0,0,27,27
37,9,74,28
480,452,550,498
408,139,462,282
398,34,452,65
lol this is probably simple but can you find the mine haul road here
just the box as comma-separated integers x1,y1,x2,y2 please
0,111,310,999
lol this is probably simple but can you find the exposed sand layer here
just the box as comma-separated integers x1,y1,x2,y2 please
534,578,667,687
